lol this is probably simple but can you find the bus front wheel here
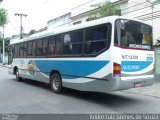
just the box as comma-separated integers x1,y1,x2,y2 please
15,69,22,82
50,73,62,94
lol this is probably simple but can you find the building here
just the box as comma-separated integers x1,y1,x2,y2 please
47,13,71,29
70,0,128,25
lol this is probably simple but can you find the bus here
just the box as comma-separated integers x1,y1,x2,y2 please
8,16,154,93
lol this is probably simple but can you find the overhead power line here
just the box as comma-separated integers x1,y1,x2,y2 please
9,22,19,33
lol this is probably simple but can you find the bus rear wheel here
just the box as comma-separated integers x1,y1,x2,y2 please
50,73,62,94
15,69,22,82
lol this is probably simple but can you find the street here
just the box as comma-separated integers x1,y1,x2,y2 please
0,66,160,114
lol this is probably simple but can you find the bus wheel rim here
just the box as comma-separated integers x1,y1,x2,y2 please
53,78,59,90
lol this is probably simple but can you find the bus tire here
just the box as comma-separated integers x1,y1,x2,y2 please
15,69,22,82
50,73,62,94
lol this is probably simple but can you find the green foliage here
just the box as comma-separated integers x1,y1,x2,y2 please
0,8,9,53
0,37,10,52
29,29,36,35
88,0,120,21
0,8,8,27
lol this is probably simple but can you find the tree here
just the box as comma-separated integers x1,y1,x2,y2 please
0,8,8,27
29,29,36,35
0,8,8,64
0,37,10,52
88,0,120,21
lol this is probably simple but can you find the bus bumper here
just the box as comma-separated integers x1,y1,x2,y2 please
112,75,154,91
81,74,154,93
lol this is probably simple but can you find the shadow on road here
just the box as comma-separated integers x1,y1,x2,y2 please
62,88,139,108
18,78,139,108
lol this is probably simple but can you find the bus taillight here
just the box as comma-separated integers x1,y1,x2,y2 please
113,63,121,77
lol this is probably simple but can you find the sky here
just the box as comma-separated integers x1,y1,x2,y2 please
0,0,89,37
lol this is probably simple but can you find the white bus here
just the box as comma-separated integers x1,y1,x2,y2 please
8,16,154,93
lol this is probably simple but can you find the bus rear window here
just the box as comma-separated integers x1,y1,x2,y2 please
115,19,153,50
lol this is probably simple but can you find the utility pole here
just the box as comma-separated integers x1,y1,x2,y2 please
2,26,4,64
15,13,27,39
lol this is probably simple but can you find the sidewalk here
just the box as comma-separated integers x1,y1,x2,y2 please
0,63,11,68
123,76,160,98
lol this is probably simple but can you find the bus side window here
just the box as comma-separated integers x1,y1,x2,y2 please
84,24,108,55
42,38,48,56
20,43,24,57
32,41,36,57
36,39,43,56
63,34,71,55
27,41,32,57
48,36,55,56
23,42,27,57
71,31,83,55
55,36,62,55
63,31,83,56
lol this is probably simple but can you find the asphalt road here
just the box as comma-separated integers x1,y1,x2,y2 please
0,66,160,114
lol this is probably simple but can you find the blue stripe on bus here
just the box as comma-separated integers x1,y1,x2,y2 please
34,60,109,79
121,61,152,72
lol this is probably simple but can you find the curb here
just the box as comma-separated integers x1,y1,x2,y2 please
0,64,11,68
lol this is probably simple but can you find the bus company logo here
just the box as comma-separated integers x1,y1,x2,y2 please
27,60,36,75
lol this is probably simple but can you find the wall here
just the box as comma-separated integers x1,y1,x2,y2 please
47,13,71,29
71,0,128,25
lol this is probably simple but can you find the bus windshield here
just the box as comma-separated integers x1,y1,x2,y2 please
115,19,153,50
